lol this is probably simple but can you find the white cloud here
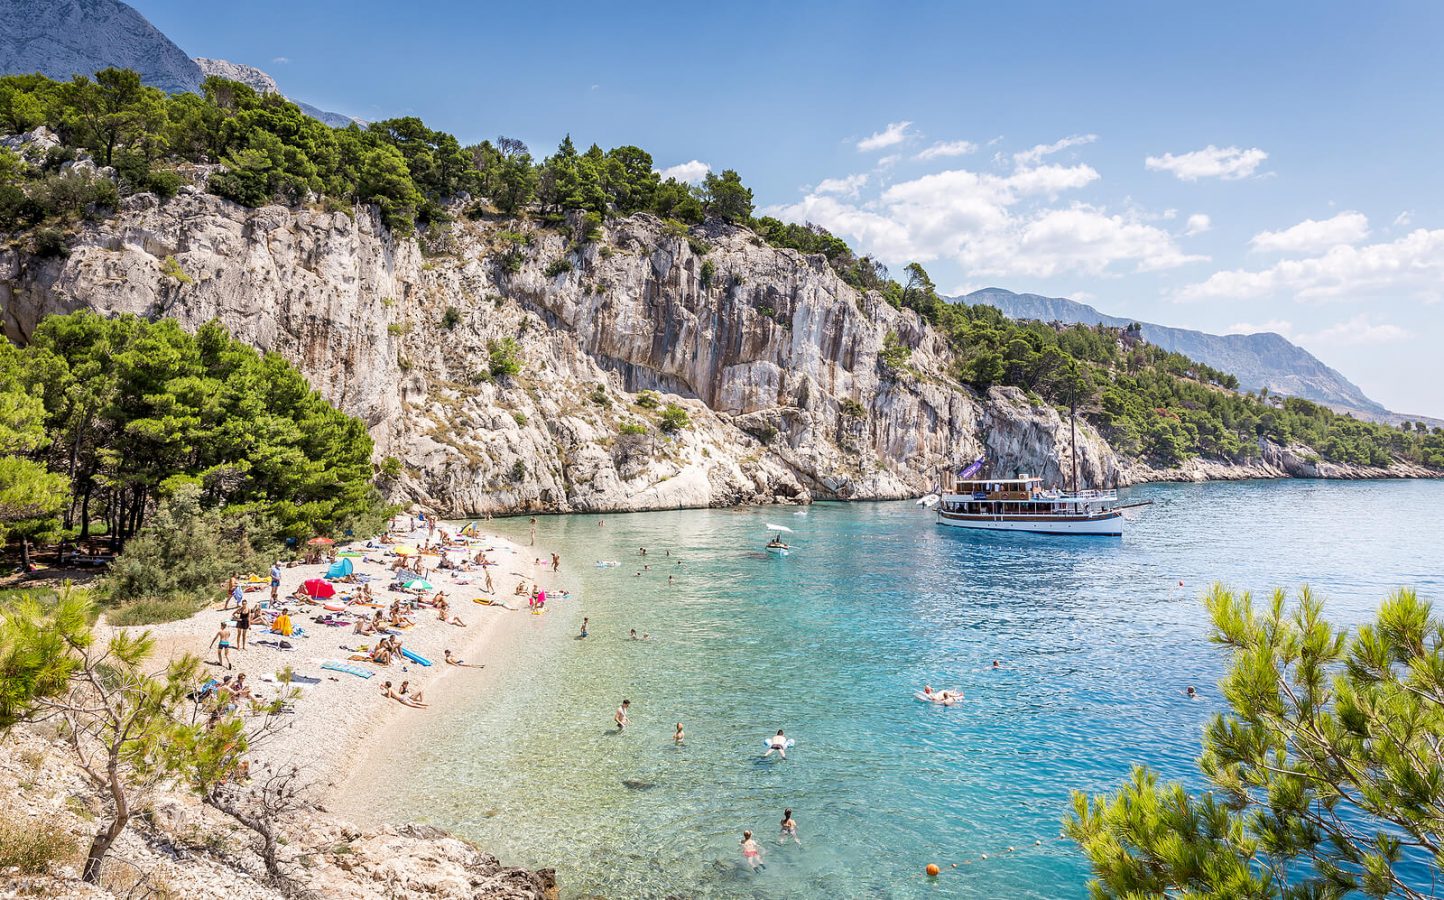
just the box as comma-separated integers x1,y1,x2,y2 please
1013,134,1097,167
1145,145,1268,181
814,173,868,197
271,56,289,64
1184,213,1212,236
916,140,977,161
1394,211,1413,228
1250,211,1369,254
766,157,1202,280
657,160,710,184
1225,320,1294,337
876,153,901,169
1299,315,1408,347
857,121,913,152
1177,228,1444,303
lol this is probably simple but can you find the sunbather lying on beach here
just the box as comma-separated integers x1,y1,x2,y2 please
444,650,482,667
380,680,427,708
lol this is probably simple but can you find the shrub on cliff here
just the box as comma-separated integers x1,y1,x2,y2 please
659,403,690,434
488,337,524,379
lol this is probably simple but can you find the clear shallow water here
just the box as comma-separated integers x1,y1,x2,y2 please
368,480,1443,898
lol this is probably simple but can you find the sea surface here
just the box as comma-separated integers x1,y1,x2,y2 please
371,479,1443,898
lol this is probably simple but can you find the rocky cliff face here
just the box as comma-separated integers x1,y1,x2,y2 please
0,184,1121,515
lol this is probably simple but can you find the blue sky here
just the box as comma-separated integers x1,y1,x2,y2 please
133,0,1444,416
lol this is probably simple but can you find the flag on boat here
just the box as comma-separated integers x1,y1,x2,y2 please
957,456,986,479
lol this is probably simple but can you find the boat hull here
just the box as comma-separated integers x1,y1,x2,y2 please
936,511,1123,536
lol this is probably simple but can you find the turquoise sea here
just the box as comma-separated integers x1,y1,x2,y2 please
368,479,1443,898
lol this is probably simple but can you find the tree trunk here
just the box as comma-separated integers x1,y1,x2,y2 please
79,482,93,541
20,539,32,572
82,769,129,884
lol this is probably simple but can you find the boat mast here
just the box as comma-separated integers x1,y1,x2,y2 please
1069,400,1079,494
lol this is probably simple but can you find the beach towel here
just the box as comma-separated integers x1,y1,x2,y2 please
321,660,374,679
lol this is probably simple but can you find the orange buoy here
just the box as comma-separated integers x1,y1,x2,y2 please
926,863,941,877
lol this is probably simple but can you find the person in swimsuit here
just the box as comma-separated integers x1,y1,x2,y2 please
740,831,764,872
224,574,239,610
579,617,589,638
209,620,233,670
1185,685,1198,699
398,680,427,705
270,561,281,602
381,681,426,708
764,729,789,759
779,809,799,845
615,699,630,731
444,650,482,668
234,600,250,650
674,722,685,745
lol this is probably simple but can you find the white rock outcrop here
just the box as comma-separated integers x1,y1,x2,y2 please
0,191,1133,515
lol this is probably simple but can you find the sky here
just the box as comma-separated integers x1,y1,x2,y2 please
131,0,1444,417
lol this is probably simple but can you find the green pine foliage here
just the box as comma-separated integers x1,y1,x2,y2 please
1068,586,1444,899
11,311,387,551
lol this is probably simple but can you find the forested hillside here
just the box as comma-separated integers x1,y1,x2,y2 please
2,68,1441,478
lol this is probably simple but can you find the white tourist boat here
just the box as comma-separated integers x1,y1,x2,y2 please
934,474,1140,536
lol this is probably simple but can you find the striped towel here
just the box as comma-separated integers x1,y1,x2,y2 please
320,660,374,679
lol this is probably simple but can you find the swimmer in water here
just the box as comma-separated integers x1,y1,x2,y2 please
779,808,799,845
615,699,630,730
740,831,765,872
630,628,639,640
1185,685,1198,699
674,722,685,744
763,729,789,759
992,660,1001,669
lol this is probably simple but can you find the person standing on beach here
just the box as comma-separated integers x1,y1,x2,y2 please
615,699,630,730
530,516,537,546
551,553,560,573
579,617,589,638
229,579,244,612
224,574,238,610
235,599,250,650
269,561,281,603
484,568,494,593
209,620,233,670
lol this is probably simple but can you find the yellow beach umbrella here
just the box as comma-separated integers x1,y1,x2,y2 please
392,545,418,557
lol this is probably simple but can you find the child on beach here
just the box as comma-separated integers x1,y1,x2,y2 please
740,831,765,872
209,620,233,670
779,809,799,844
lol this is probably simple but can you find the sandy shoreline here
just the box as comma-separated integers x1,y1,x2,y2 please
104,518,572,805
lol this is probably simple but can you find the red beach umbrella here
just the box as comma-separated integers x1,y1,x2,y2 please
308,537,335,546
302,578,336,599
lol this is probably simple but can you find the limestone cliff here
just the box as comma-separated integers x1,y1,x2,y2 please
0,184,1122,515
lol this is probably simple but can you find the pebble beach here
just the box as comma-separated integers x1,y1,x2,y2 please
103,517,573,801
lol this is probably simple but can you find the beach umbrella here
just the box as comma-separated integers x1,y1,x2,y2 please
392,545,418,557
302,578,336,599
307,536,335,546
403,578,434,591
765,523,795,533
325,558,354,579
419,549,443,557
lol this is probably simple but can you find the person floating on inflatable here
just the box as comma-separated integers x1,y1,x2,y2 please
763,728,793,759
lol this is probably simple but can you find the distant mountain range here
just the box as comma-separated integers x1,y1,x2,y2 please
953,288,1422,422
0,0,357,127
